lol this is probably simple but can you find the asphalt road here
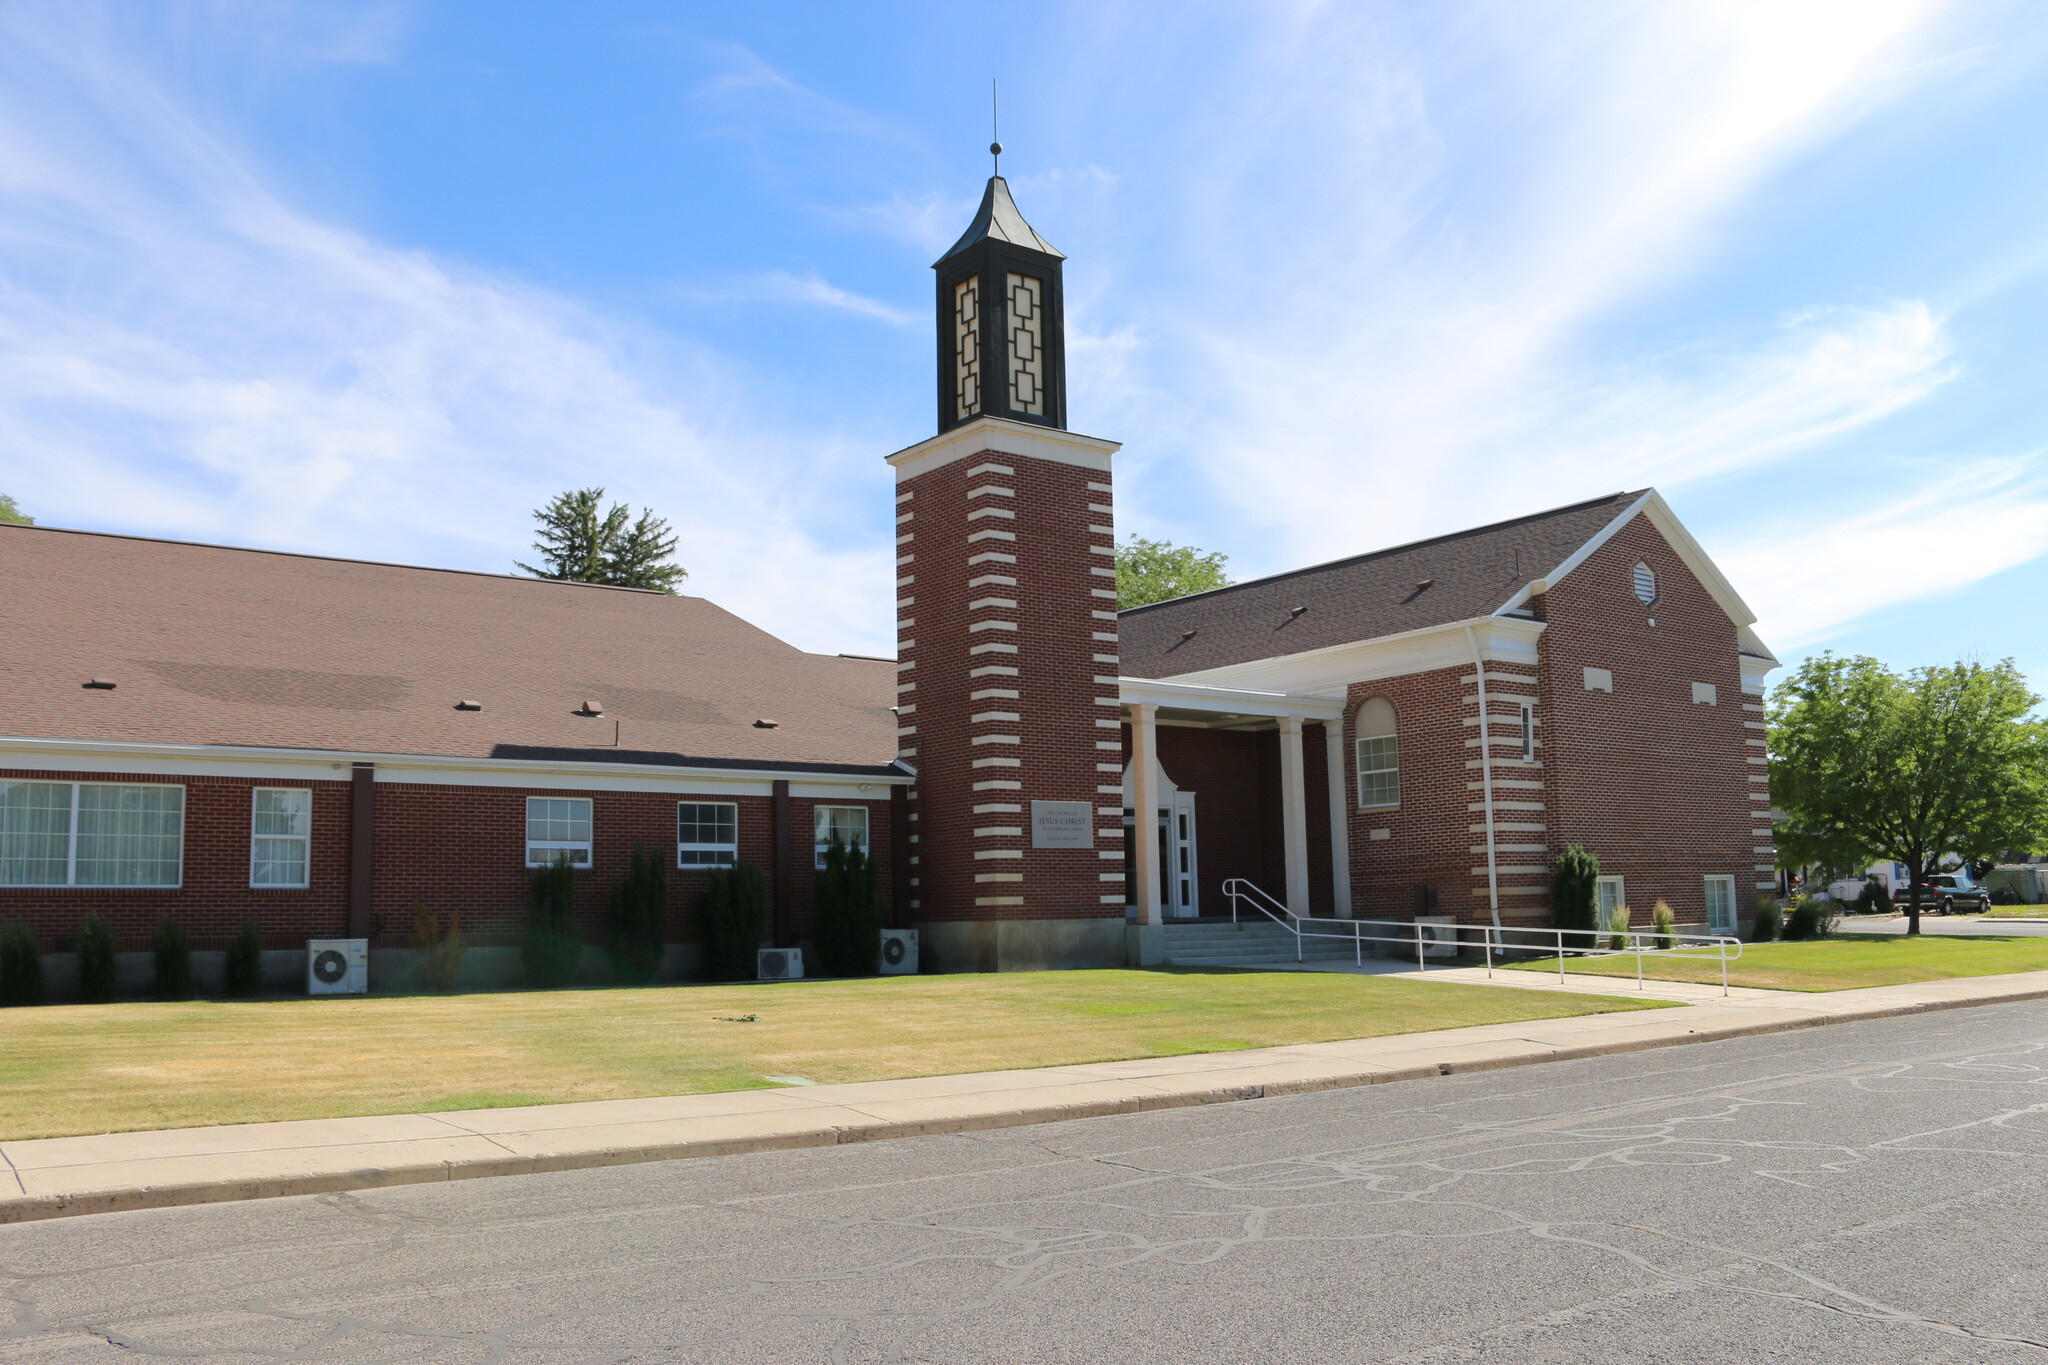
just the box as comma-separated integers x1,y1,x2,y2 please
10,1003,2048,1363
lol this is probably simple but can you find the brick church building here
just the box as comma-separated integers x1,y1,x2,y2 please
0,173,1776,985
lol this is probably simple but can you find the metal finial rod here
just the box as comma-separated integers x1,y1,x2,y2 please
990,78,1002,175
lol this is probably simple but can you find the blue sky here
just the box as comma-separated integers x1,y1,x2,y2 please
1,1,2044,692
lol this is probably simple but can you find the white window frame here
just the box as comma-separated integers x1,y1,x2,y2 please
1595,876,1626,932
1355,736,1400,809
249,787,312,889
814,805,870,868
676,801,739,869
1704,875,1737,935
0,780,185,888
525,796,592,868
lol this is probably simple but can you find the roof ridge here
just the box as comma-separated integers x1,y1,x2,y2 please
0,520,671,596
1118,489,1646,616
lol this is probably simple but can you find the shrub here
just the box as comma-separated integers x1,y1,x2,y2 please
694,861,767,982
1751,897,1782,943
1783,896,1838,942
521,855,583,989
1992,886,2021,906
76,914,117,1004
1650,900,1676,949
604,845,668,985
152,918,191,1001
0,923,45,1007
1552,845,1599,940
410,900,467,993
1605,902,1632,952
812,834,881,977
224,921,263,999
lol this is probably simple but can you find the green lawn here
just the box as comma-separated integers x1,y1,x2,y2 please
0,969,1669,1142
1983,906,2048,919
1508,933,2048,992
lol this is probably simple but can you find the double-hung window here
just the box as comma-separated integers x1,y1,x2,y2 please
814,806,870,868
525,797,592,867
677,802,738,868
1704,875,1736,935
0,781,184,887
250,788,312,887
1355,697,1400,809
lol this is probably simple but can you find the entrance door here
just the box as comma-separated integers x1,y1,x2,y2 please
1123,795,1201,919
1595,876,1626,932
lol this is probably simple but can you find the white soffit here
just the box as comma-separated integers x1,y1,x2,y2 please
1158,616,1545,695
885,416,1119,479
1118,676,1345,720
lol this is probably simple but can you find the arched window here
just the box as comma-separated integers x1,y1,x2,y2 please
1355,697,1399,809
1632,561,1657,606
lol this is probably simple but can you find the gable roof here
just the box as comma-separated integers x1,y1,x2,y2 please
1118,491,1648,677
0,524,900,775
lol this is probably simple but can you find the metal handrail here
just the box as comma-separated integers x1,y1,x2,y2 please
1218,877,1744,996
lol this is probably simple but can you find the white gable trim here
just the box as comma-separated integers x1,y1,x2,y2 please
1498,489,1762,634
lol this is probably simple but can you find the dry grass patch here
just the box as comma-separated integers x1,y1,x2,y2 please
0,968,1667,1140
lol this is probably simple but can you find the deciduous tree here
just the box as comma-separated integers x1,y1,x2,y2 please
1114,536,1229,609
1770,654,2048,935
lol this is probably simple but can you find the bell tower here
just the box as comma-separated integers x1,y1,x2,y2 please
933,175,1068,433
888,164,1124,972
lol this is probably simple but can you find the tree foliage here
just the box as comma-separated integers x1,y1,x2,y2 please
1770,653,2048,934
605,844,669,984
517,487,686,593
0,494,30,525
693,862,767,982
1114,535,1229,610
521,855,583,988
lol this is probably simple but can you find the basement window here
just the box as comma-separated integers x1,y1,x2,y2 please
676,802,739,869
526,797,592,868
250,788,312,888
815,805,870,867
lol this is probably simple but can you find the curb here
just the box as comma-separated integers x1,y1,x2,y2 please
7,982,2048,1227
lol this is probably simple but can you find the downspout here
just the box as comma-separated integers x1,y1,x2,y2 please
1463,625,1503,937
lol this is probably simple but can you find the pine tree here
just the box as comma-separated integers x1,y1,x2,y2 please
516,489,686,593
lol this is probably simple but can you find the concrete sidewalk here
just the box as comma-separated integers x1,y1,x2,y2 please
9,968,2048,1227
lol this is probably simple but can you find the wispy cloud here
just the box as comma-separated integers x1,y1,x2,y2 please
684,269,917,326
0,5,897,655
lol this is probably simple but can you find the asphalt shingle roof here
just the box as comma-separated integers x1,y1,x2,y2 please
1118,491,1645,678
0,524,900,775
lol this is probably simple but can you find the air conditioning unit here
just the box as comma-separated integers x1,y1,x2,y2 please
1413,915,1458,959
757,947,804,981
307,938,369,995
879,927,919,975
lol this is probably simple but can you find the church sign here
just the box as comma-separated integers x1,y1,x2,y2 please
1030,801,1093,849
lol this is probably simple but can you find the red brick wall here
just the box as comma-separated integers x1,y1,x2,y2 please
1340,665,1477,919
1146,725,1284,913
1535,516,1760,929
896,440,1122,923
0,769,894,952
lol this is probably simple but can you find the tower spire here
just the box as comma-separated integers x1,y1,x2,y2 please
932,151,1067,433
991,78,1002,177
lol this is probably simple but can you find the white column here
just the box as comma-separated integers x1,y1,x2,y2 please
1278,716,1310,916
1325,718,1352,917
1130,704,1161,926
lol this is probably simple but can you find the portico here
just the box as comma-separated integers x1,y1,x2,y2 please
1119,678,1346,963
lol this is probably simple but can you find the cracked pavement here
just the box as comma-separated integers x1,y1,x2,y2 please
7,1001,2048,1362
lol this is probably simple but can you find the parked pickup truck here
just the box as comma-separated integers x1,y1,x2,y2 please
1902,874,1991,915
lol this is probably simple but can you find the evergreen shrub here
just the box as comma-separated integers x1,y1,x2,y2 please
521,855,583,988
0,923,44,1007
1854,881,1893,915
605,844,669,984
152,918,191,1001
1783,896,1837,941
1751,897,1782,943
812,834,881,977
76,914,117,1004
224,921,263,999
1552,845,1599,940
694,861,767,982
